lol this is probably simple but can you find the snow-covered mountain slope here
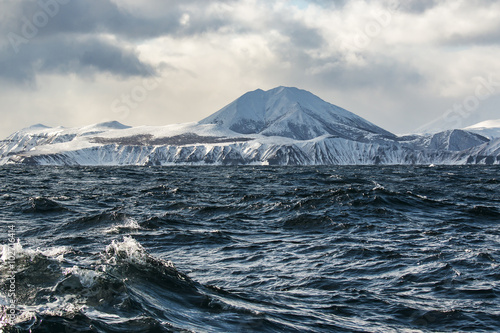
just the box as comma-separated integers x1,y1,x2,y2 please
1,123,496,166
1,87,499,166
1,130,494,166
470,137,500,158
0,121,251,162
199,87,395,140
0,121,132,158
422,130,488,151
464,119,500,139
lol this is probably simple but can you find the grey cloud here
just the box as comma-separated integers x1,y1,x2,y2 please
399,0,499,15
445,29,500,47
2,0,180,40
2,0,335,42
0,0,330,84
0,36,156,83
305,0,348,9
306,0,437,13
2,0,243,41
286,25,325,50
399,0,438,13
0,0,256,84
269,16,326,51
279,47,424,91
318,58,423,89
0,0,182,84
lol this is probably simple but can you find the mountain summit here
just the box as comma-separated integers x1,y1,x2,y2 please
199,87,394,140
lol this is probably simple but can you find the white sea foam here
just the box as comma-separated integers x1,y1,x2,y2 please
372,181,385,191
105,236,175,270
104,217,142,234
63,266,101,288
1,240,70,263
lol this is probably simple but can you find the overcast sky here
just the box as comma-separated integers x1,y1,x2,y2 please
1,0,499,138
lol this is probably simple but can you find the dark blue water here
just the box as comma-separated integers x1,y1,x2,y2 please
0,166,499,332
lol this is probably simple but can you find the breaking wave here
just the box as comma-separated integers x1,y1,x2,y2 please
0,237,279,332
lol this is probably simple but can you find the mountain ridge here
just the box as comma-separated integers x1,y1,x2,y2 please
1,87,499,165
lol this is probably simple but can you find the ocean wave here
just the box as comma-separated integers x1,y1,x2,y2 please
2,165,499,332
281,214,334,229
0,238,276,333
58,209,131,233
22,197,69,213
466,205,500,217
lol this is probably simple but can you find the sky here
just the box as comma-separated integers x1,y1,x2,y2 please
1,0,500,138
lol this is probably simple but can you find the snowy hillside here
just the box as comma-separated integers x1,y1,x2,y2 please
464,119,500,139
1,87,499,166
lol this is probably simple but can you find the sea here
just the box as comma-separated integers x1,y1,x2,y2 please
0,165,499,333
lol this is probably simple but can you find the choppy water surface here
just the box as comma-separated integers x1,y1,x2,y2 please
0,166,499,332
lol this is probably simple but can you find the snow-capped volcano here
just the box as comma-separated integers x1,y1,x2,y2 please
1,87,499,166
199,87,394,140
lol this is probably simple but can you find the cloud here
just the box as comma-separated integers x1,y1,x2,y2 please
0,0,328,84
2,0,177,39
2,0,254,42
400,0,438,13
1,0,500,138
0,35,159,84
